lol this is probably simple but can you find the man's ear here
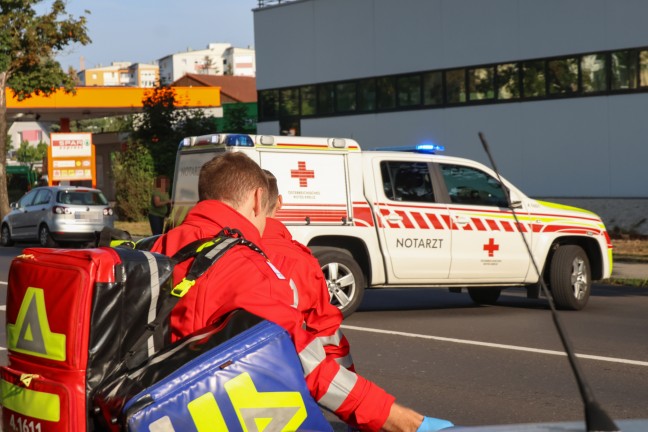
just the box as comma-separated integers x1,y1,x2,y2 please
276,194,283,211
253,187,266,217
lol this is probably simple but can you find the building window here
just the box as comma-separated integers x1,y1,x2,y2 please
300,85,316,116
280,118,300,136
336,82,357,112
358,78,376,112
377,76,396,110
496,63,520,100
523,60,546,98
445,69,466,104
581,53,607,93
258,46,648,123
468,67,495,101
547,57,578,95
611,50,637,90
318,83,335,115
259,90,278,120
279,88,299,116
423,71,443,106
397,75,421,107
640,50,648,87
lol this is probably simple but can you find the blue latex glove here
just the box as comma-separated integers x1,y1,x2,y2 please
416,416,454,431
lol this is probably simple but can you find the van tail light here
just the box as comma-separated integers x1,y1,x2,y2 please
103,208,114,216
53,206,72,215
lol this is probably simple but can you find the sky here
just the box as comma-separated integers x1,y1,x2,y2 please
52,0,260,71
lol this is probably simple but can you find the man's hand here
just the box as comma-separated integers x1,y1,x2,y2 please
381,403,453,432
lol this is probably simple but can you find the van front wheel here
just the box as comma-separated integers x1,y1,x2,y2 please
550,245,591,310
313,248,365,318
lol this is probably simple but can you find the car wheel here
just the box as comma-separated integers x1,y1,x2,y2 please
550,245,590,310
313,248,365,318
39,224,56,248
468,288,501,305
1,224,14,247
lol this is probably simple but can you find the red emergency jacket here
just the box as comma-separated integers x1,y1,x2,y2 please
151,200,394,431
262,217,354,370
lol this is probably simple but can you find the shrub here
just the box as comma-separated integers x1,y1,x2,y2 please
112,141,155,221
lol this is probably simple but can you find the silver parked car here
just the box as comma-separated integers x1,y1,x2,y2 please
1,186,114,247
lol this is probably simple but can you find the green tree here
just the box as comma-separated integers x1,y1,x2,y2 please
222,103,255,133
0,0,90,218
112,141,155,221
134,86,216,179
15,140,47,166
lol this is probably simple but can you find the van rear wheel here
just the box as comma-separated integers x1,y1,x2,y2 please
313,248,365,318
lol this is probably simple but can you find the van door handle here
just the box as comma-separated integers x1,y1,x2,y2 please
386,213,403,223
453,215,470,225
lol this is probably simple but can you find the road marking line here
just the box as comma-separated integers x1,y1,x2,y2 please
341,324,648,367
0,281,6,285
0,305,5,311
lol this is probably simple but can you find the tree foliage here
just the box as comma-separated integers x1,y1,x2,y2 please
133,86,216,180
112,141,155,222
0,0,90,218
15,140,47,165
222,103,256,134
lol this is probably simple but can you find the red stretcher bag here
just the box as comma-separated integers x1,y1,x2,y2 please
1,246,176,432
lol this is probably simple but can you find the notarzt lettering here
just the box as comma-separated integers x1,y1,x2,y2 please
396,238,444,248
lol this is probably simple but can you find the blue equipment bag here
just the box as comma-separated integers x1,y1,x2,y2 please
121,313,332,432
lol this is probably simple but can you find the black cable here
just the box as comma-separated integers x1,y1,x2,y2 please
477,132,619,432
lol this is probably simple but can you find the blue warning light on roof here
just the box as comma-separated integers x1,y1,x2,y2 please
416,143,445,154
376,142,445,154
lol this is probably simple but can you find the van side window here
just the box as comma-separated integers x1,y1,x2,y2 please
440,163,508,207
380,161,435,203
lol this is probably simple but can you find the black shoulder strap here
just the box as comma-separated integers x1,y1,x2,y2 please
123,227,265,369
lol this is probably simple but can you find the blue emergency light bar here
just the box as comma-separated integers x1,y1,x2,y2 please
179,134,254,149
224,134,254,147
375,143,445,154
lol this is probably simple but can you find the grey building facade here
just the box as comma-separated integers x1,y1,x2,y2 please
254,0,648,234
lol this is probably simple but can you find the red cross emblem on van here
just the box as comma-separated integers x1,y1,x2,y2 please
483,238,499,257
291,161,315,187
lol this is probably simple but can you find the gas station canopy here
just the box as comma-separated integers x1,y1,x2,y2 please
6,86,221,126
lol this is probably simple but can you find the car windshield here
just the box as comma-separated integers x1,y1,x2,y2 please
57,190,108,206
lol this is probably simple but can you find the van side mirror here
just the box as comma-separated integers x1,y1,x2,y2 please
508,190,523,209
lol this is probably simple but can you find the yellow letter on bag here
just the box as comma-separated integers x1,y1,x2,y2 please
7,287,66,361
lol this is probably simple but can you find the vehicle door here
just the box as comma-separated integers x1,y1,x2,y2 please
23,188,52,239
8,190,38,239
438,163,530,280
372,158,451,281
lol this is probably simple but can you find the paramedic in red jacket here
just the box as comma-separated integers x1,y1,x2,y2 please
260,169,354,369
151,152,453,432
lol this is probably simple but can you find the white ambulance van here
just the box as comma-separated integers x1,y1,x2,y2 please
170,133,613,317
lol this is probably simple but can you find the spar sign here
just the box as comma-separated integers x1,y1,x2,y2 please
48,133,96,186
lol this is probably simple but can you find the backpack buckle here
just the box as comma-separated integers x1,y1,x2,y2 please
171,278,196,297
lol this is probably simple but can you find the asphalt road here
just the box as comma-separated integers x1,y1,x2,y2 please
0,245,646,429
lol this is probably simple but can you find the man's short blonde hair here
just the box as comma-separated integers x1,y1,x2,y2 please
198,152,269,209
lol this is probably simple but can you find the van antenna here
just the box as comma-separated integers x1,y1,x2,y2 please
477,132,619,432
